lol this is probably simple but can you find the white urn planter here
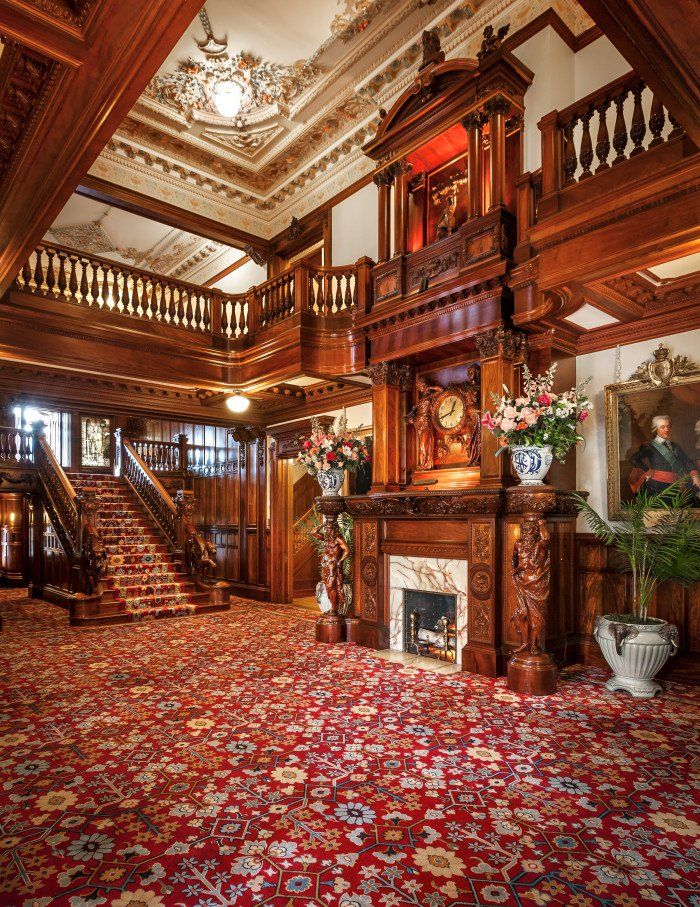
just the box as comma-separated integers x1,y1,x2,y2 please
595,615,679,698
316,467,345,496
510,445,553,486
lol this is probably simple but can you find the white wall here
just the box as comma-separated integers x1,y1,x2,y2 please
576,329,700,525
514,31,632,173
514,28,575,173
213,259,267,294
331,182,378,264
574,36,629,98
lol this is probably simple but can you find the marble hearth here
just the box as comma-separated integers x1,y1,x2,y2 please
389,556,468,665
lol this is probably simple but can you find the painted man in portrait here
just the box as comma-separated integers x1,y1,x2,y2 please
628,414,700,503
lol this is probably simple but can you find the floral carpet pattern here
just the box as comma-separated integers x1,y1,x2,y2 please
0,589,698,907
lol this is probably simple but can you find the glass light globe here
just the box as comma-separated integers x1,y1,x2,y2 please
213,81,243,118
226,394,250,413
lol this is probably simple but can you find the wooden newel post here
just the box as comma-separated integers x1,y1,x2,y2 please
176,433,189,478
210,290,223,336
312,499,348,644
507,513,558,695
354,256,375,316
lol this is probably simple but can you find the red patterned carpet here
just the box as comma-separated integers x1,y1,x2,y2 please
0,589,698,907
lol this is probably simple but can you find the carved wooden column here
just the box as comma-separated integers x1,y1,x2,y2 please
393,161,412,255
368,362,412,493
475,327,526,487
269,440,293,604
462,110,486,218
507,512,558,695
373,169,393,262
485,95,510,210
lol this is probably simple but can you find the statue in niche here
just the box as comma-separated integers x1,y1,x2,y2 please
312,517,350,615
463,380,482,467
406,377,442,470
435,188,457,239
511,517,550,655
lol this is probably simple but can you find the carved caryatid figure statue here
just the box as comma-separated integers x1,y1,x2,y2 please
435,189,457,239
511,517,550,655
312,518,350,615
406,377,442,470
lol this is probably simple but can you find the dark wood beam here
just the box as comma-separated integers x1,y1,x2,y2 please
576,0,700,146
77,174,269,263
0,0,86,67
0,0,205,296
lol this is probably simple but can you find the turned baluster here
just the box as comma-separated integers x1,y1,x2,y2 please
166,284,176,322
629,82,646,156
77,259,88,301
101,266,111,308
21,259,32,288
315,273,325,315
578,110,594,179
176,285,185,324
89,263,99,305
45,250,56,296
352,272,358,308
334,276,343,313
562,119,577,184
648,94,665,148
344,273,352,310
68,256,79,298
56,251,68,298
33,249,45,291
120,271,131,312
611,90,629,165
594,100,611,172
221,298,230,337
668,111,683,140
152,281,162,320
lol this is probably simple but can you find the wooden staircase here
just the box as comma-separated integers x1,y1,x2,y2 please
69,473,226,625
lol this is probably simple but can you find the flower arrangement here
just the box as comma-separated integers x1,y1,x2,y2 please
481,363,592,462
297,414,371,474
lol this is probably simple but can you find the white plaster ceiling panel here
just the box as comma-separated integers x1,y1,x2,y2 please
46,193,245,281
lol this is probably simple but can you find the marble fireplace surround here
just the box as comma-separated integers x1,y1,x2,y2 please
389,555,468,665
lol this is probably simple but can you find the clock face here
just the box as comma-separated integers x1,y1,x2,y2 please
435,392,466,431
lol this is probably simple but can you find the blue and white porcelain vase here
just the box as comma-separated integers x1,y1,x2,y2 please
510,445,553,486
316,467,345,496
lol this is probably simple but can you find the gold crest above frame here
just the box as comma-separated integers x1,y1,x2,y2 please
605,344,700,520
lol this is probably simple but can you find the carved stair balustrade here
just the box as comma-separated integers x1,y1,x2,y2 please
130,437,185,476
116,429,179,548
116,430,230,602
31,426,107,601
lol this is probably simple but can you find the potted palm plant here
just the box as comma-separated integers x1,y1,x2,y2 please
576,483,700,698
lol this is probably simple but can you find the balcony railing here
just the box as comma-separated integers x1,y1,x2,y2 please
13,244,373,343
0,426,33,465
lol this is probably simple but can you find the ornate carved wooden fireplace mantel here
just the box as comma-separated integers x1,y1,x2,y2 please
317,486,579,679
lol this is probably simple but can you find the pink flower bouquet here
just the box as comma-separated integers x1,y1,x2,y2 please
297,415,371,474
481,363,592,462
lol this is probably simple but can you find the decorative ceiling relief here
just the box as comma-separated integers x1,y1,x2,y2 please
144,53,319,120
46,197,242,282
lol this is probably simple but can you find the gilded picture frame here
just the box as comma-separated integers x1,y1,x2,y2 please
605,344,700,520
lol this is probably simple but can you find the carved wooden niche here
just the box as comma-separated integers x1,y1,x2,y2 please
406,361,481,490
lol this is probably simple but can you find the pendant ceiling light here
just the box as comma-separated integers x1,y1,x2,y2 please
226,393,250,413
213,80,244,118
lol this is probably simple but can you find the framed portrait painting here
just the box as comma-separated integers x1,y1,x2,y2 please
605,344,700,519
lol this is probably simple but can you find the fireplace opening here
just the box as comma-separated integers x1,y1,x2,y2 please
403,590,457,661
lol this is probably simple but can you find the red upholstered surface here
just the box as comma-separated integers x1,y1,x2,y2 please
0,590,698,906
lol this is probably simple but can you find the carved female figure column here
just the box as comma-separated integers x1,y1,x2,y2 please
507,514,558,695
312,504,350,643
405,377,441,470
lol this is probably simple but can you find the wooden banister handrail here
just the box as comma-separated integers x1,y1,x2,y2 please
555,70,637,127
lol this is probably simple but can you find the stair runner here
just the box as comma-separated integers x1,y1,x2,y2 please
70,473,215,622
